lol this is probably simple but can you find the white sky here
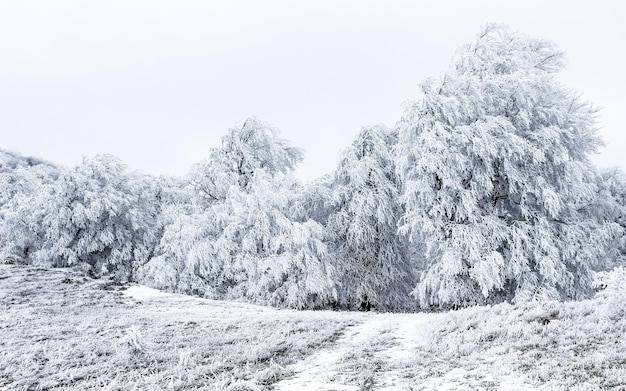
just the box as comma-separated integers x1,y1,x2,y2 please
1,0,624,180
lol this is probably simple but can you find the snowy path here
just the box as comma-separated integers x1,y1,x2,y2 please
4,267,623,390
123,286,538,390
273,313,434,390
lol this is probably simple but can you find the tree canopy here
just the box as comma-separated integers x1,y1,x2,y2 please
397,24,617,307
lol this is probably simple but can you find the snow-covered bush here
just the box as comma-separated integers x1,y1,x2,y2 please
593,267,626,320
117,325,149,368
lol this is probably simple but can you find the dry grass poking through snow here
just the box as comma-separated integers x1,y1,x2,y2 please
2,264,626,390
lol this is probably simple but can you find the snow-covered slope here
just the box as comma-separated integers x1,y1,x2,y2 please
2,265,625,390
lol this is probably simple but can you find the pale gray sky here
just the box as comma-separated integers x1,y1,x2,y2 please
1,0,624,180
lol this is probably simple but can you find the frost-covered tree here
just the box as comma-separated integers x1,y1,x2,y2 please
397,24,616,308
28,155,162,281
291,175,332,223
189,117,304,206
0,149,60,206
140,118,337,308
0,150,61,263
210,173,336,308
326,125,413,310
591,168,626,265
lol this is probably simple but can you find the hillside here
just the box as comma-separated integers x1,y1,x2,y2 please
2,265,626,390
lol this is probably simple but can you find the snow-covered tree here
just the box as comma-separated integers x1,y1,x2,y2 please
397,24,616,308
0,149,60,206
140,118,337,308
28,155,162,281
188,117,303,206
591,168,626,265
209,173,336,308
0,150,61,263
326,125,413,310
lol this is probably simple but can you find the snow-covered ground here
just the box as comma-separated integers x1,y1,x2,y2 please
2,265,626,390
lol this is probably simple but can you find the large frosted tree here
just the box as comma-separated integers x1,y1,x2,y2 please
326,125,413,310
397,25,616,308
140,118,337,308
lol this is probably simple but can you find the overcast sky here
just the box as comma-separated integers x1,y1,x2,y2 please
1,0,624,180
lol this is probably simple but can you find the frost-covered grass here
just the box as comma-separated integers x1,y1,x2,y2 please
0,265,360,390
409,301,626,390
2,264,626,390
301,300,626,390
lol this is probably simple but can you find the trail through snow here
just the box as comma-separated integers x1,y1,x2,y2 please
124,284,540,390
274,313,433,390
5,267,624,390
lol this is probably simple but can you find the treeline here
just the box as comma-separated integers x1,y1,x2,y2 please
1,25,624,311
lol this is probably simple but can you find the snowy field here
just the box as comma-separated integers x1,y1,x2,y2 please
2,265,626,390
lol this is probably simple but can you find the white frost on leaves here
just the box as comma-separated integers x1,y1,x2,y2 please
397,24,617,308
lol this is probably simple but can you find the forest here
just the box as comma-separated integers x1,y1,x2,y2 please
1,25,625,312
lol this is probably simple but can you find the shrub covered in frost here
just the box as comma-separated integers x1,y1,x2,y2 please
593,267,626,320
